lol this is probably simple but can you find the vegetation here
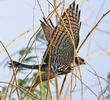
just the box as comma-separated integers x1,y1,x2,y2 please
0,0,110,100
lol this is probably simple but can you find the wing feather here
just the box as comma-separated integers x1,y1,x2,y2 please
43,1,81,72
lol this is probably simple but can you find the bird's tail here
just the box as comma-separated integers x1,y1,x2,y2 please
9,61,44,70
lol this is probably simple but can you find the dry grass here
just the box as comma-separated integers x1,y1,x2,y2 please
0,0,110,100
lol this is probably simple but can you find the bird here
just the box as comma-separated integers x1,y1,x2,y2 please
9,1,85,92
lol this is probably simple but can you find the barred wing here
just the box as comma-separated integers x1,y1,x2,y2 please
42,1,81,73
50,1,81,71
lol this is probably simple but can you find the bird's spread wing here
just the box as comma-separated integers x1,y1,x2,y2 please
49,1,81,69
52,1,81,50
42,1,81,73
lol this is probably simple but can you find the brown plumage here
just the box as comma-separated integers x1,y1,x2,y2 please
9,1,85,92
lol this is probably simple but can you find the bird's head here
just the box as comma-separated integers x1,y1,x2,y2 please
75,57,85,66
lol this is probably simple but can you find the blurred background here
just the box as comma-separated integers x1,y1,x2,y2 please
0,0,110,100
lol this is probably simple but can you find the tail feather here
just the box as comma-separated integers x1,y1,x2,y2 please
9,61,48,71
